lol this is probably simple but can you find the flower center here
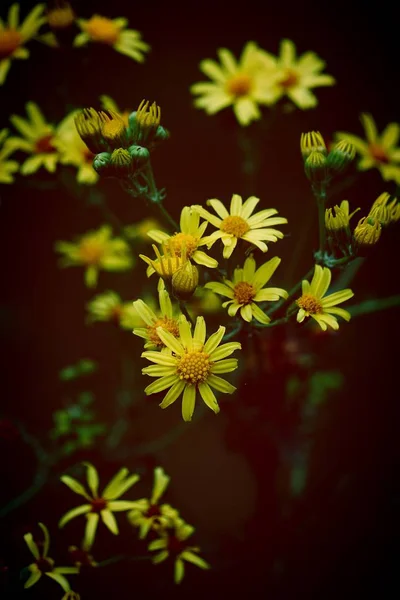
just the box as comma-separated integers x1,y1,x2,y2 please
279,68,299,89
147,317,179,347
83,16,121,44
233,281,256,305
0,29,22,59
169,233,198,258
35,557,54,573
368,143,389,163
226,73,252,97
91,497,108,513
167,535,185,556
220,215,250,238
78,239,106,265
146,504,161,518
177,350,211,385
296,293,323,314
35,134,56,154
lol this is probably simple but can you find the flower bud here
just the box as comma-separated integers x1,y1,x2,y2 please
47,2,75,29
93,152,112,176
110,148,133,176
98,110,127,148
128,144,150,168
326,140,356,172
75,108,104,154
172,262,199,301
304,150,328,183
368,192,395,226
353,216,381,253
300,131,327,159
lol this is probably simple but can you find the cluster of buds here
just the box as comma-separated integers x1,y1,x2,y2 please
74,100,169,179
300,131,355,186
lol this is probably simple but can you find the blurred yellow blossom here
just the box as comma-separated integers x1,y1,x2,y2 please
123,218,164,242
296,265,354,331
57,109,98,184
148,519,210,584
190,41,277,126
128,467,179,538
258,39,335,109
55,225,134,288
148,206,218,269
0,129,19,183
74,14,150,62
0,3,46,85
86,290,145,330
142,315,241,422
23,523,78,592
336,113,400,183
368,191,398,226
59,462,140,550
193,194,287,259
7,102,61,174
206,255,288,324
99,94,130,126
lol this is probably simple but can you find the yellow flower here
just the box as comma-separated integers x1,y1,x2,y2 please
7,102,61,174
140,243,188,280
55,225,134,288
133,283,180,350
353,216,382,248
336,113,400,183
148,519,210,584
127,467,179,538
300,130,327,158
142,315,241,422
74,14,150,62
59,462,140,550
23,523,78,592
99,94,130,126
0,3,46,85
56,110,99,185
86,290,145,330
325,200,360,231
296,265,354,331
0,128,19,183
368,192,398,226
123,217,164,242
193,194,287,259
148,206,219,269
205,255,288,324
258,38,335,109
190,41,277,126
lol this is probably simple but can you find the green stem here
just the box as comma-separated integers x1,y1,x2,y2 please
314,186,327,257
179,301,195,327
267,266,314,317
143,162,179,231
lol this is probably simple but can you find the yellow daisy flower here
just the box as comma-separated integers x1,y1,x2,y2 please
147,206,219,269
133,283,180,350
0,3,45,85
7,102,61,174
193,194,287,259
59,462,140,550
257,38,335,109
190,41,278,126
74,14,150,62
296,265,354,331
148,519,210,584
56,110,98,185
127,467,179,539
205,255,288,324
142,315,241,422
23,523,78,592
55,225,133,288
0,128,19,183
336,113,400,183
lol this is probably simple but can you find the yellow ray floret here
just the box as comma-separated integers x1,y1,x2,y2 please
86,290,145,329
58,462,140,550
192,194,287,259
296,265,354,331
335,113,400,184
142,315,241,422
0,128,19,183
56,109,98,184
133,282,181,350
206,255,288,324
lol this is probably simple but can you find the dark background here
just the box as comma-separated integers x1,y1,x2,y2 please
1,0,399,598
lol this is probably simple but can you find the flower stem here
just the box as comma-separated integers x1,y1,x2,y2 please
142,162,179,231
179,301,195,327
313,185,327,258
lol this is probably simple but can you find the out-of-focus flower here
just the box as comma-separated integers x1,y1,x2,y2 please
55,225,133,288
148,519,210,584
62,592,81,600
23,523,78,591
258,39,335,109
148,206,218,269
0,3,46,85
59,462,140,550
368,191,398,226
353,216,382,250
336,113,400,183
140,243,188,280
56,110,98,184
123,218,164,242
206,255,287,324
296,265,354,331
326,139,356,173
47,1,75,29
142,315,241,422
0,129,19,183
190,41,277,126
74,14,150,63
133,283,180,350
7,102,61,174
86,290,144,330
99,94,130,126
193,194,287,259
128,99,169,148
68,544,97,568
128,467,179,538
189,287,223,317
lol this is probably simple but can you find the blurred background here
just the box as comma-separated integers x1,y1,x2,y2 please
1,0,399,598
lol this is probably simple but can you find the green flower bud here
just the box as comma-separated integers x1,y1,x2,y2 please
326,140,356,173
353,216,381,254
128,144,150,167
93,152,112,176
304,150,328,184
110,148,133,176
172,262,199,301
